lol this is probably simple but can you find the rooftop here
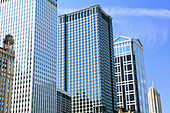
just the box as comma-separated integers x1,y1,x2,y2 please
58,4,112,19
114,36,143,47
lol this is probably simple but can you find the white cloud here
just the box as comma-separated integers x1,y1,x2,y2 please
58,6,170,50
103,7,170,18
58,6,170,18
101,7,170,49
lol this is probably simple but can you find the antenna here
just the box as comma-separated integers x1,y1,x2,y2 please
152,81,154,87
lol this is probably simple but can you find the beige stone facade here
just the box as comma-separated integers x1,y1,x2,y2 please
148,86,162,113
0,35,15,113
118,108,134,113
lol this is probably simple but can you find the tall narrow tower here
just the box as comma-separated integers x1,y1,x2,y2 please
58,5,117,113
0,0,58,113
0,35,15,113
148,85,162,113
114,36,148,113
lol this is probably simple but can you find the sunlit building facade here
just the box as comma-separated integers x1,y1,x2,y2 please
148,85,162,113
0,35,15,113
0,0,57,113
114,36,148,113
58,5,117,113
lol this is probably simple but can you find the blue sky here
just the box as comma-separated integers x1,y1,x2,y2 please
57,0,170,112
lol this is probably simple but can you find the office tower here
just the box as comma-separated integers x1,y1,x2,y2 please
0,35,15,113
148,84,162,113
58,5,117,113
57,88,72,113
114,36,148,113
0,0,57,113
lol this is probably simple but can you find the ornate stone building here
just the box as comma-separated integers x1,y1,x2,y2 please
0,35,15,113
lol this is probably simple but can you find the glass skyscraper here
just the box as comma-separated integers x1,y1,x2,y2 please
114,36,148,113
0,0,57,113
58,5,117,113
57,88,72,113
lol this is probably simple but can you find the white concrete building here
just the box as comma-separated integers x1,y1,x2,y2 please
148,85,162,113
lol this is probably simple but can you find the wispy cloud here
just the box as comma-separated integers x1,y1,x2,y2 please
103,7,170,18
58,6,170,50
58,7,170,18
102,7,170,50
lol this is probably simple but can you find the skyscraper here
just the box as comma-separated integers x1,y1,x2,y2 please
0,35,15,113
58,5,117,113
0,0,57,113
57,88,72,113
114,36,148,113
148,84,162,113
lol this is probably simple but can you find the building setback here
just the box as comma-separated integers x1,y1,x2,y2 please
58,5,117,113
0,0,57,113
57,88,72,113
0,35,15,113
148,85,162,113
114,36,148,113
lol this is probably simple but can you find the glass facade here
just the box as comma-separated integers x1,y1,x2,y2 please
58,5,117,113
0,0,57,113
57,88,72,113
114,36,149,113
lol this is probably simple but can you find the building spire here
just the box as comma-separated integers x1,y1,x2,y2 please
152,81,154,87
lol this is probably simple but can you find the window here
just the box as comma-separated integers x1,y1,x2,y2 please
78,13,80,19
129,84,133,90
75,14,77,20
93,8,95,14
88,10,90,16
84,11,86,17
126,46,130,52
131,105,135,111
67,16,69,22
73,15,74,21
60,18,62,23
81,12,83,18
120,47,122,53
127,64,132,70
130,94,134,101
128,74,133,80
127,55,131,61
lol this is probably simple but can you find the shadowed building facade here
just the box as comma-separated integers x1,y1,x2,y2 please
114,36,149,113
0,35,15,113
58,5,117,113
57,88,72,113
